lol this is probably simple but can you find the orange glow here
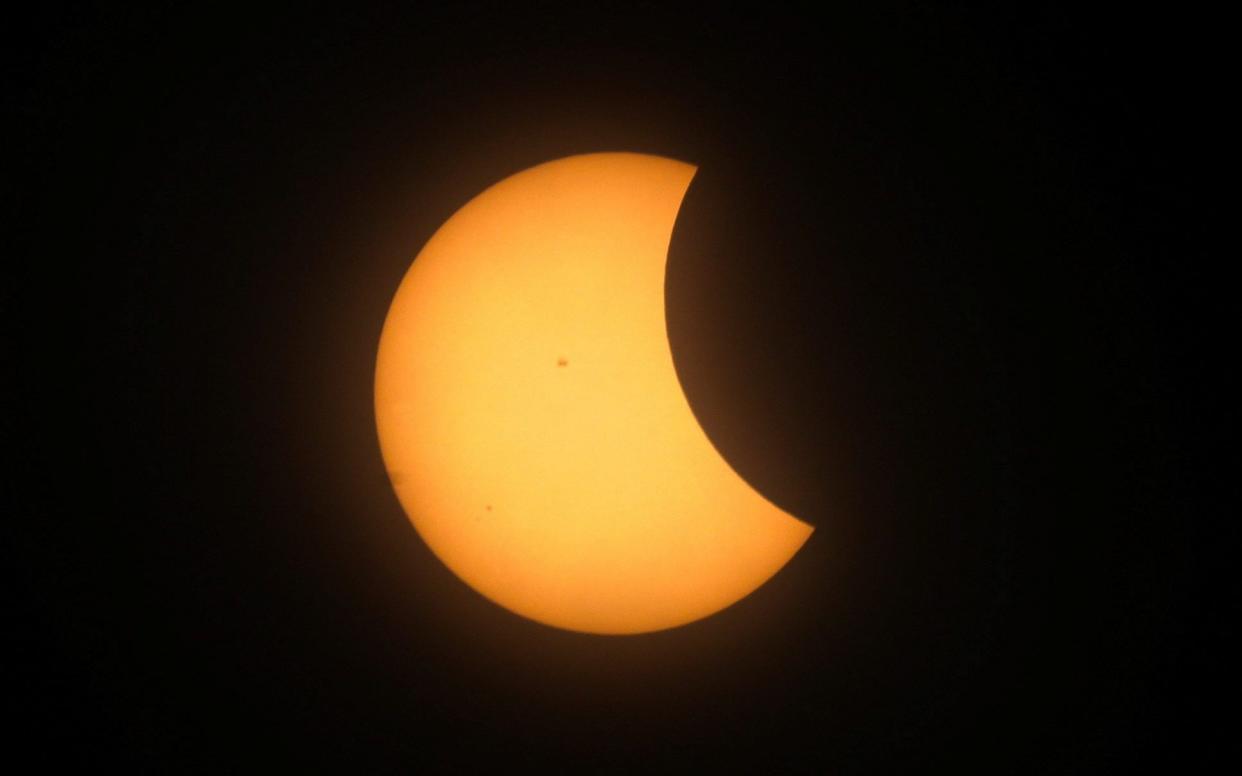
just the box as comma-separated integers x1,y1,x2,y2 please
375,152,813,634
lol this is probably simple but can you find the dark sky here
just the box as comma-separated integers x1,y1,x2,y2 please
13,5,1223,771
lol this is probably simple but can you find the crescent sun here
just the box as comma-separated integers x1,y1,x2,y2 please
375,152,813,635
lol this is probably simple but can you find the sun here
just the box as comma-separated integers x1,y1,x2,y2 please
375,153,812,634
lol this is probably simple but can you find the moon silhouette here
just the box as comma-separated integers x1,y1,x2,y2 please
375,152,813,634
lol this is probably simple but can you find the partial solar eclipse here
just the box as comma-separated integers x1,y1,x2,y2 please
375,152,813,634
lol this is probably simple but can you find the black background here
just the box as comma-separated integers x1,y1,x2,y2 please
12,4,1224,771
